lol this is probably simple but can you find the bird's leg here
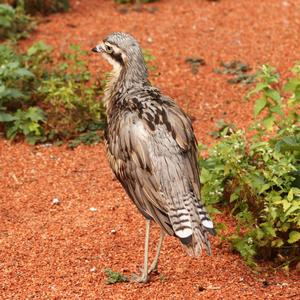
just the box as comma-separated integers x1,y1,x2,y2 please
131,219,151,283
148,230,165,274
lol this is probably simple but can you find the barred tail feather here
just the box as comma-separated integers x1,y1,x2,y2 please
170,195,215,257
195,199,216,236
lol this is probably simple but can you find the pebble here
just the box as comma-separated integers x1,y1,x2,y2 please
52,198,60,205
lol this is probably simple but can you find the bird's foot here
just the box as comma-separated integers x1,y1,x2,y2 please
130,271,148,283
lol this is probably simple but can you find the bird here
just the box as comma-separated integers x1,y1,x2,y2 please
92,32,215,283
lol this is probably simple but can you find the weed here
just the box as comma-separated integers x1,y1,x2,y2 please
185,57,205,74
214,60,256,84
104,268,129,284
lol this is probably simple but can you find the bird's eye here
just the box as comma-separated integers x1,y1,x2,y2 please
106,45,113,53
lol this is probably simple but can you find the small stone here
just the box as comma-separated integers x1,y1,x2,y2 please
262,280,269,288
111,229,116,234
90,266,96,272
282,1,289,7
89,207,97,212
52,198,60,205
198,286,206,292
41,143,52,148
147,37,153,43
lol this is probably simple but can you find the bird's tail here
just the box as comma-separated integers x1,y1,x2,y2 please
169,195,216,257
184,225,212,257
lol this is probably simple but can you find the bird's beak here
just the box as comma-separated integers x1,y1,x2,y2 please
91,45,103,53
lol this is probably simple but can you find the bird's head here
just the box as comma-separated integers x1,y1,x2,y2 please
92,32,148,81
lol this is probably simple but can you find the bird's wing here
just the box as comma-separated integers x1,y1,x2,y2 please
106,110,175,235
159,97,201,199
106,96,202,237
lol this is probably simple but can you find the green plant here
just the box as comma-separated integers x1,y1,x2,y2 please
185,57,205,74
0,2,35,40
213,60,256,84
37,44,105,141
0,42,106,146
5,106,45,144
201,63,300,268
104,268,128,284
0,43,42,143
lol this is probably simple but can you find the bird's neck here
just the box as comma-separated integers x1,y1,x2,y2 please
103,62,149,114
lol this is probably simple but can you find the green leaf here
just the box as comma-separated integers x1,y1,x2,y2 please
200,168,212,183
254,98,267,117
287,189,294,201
259,183,270,194
266,89,281,102
6,125,18,140
261,223,276,237
1,88,25,99
284,78,300,92
26,107,45,122
230,193,239,203
27,41,52,56
0,111,16,122
285,201,300,216
271,238,284,247
270,105,284,116
246,82,268,99
287,231,300,244
282,199,291,211
14,68,34,78
262,115,275,130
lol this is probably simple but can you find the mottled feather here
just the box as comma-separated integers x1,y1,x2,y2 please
100,32,215,256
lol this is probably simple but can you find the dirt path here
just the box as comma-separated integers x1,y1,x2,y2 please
1,0,300,299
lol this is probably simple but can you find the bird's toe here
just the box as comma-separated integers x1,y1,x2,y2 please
130,272,148,283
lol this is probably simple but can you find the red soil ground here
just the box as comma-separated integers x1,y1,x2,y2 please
1,0,300,299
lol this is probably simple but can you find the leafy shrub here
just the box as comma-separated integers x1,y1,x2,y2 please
200,63,300,268
5,106,45,144
0,42,105,145
37,44,105,141
0,1,35,40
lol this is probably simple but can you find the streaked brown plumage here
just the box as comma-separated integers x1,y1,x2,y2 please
92,32,215,283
